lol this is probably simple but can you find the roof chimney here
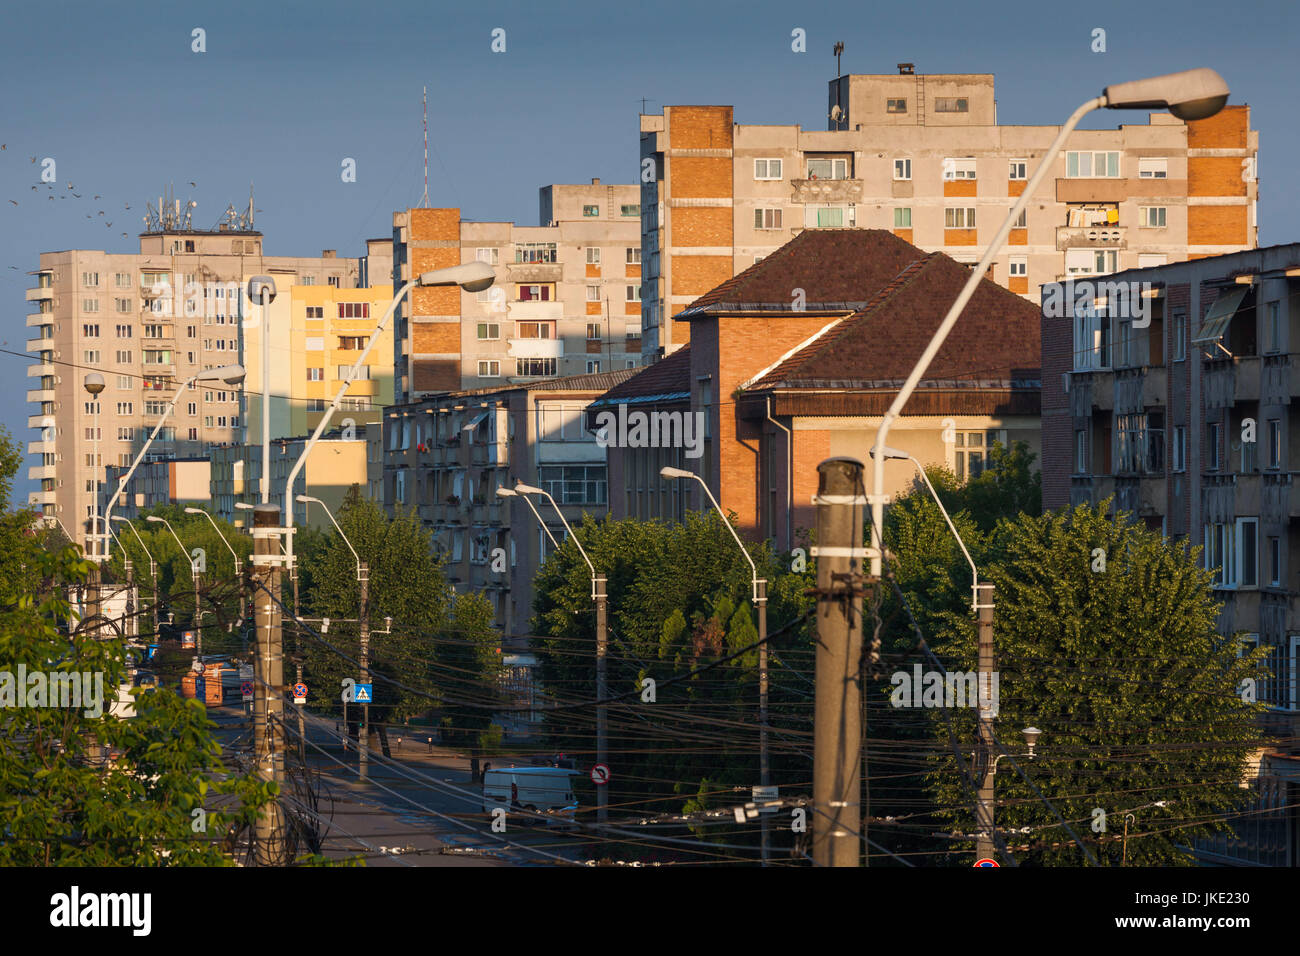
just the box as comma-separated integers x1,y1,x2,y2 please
898,62,914,75
322,249,336,258
591,178,600,186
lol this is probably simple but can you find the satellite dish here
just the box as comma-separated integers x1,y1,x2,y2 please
829,104,845,123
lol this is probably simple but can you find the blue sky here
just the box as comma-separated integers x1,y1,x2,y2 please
2,0,1296,497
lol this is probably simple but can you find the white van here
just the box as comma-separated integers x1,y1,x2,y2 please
482,766,580,819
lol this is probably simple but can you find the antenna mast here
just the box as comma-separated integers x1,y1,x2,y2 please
421,86,429,208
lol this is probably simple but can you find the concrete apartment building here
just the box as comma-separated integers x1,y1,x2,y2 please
210,428,369,531
637,66,1258,360
383,368,637,635
25,221,362,552
243,279,395,444
98,458,211,522
1041,245,1300,866
591,229,1041,549
390,181,643,403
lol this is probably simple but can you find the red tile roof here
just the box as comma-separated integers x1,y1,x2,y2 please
588,345,692,407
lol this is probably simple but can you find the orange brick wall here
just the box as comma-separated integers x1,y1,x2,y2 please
1187,105,1249,149
1188,156,1247,197
946,228,978,246
1189,205,1248,246
667,106,733,149
412,323,460,354
943,180,977,198
1007,181,1026,198
410,246,461,315
672,206,733,247
673,255,733,296
671,156,733,198
412,359,459,392
790,428,832,546
1007,228,1027,246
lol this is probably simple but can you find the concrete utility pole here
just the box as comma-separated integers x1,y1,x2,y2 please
812,458,866,867
359,560,370,783
595,574,608,827
975,581,997,861
757,577,770,864
251,502,288,865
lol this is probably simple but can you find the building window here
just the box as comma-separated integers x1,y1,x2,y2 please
337,335,369,349
1268,419,1282,469
583,205,599,217
807,157,849,180
538,464,607,505
754,158,783,180
943,158,977,181
626,286,641,302
1140,206,1168,228
954,430,1006,480
1172,310,1186,362
83,350,101,364
306,306,324,319
115,298,132,313
82,272,100,287
626,247,641,264
754,208,783,230
893,158,911,181
808,205,855,228
934,97,968,112
475,247,499,265
1269,537,1281,587
307,368,323,381
515,242,558,264
886,98,907,113
516,358,557,377
1207,421,1221,471
1205,521,1234,587
586,323,602,340
944,207,976,229
586,285,601,302
477,322,500,340
1116,411,1165,474
115,272,131,288
1173,425,1186,473
1138,157,1168,179
1266,301,1281,353
327,276,340,288
586,360,601,374
1008,159,1028,180
1008,257,1027,277
1065,248,1118,275
893,208,912,228
338,302,370,319
1066,151,1121,178
517,284,552,302
1238,518,1258,588
516,321,554,339
477,360,501,378
621,204,640,217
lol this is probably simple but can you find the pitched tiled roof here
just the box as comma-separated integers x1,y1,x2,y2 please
676,229,926,317
431,366,641,400
588,345,692,408
747,252,1041,391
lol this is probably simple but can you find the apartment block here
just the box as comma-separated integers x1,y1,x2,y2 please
210,428,369,532
1041,245,1300,865
383,368,637,635
592,229,1041,548
98,458,211,522
25,225,361,553
243,279,395,445
391,181,643,403
638,66,1258,359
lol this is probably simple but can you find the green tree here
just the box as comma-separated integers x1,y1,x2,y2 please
436,590,502,779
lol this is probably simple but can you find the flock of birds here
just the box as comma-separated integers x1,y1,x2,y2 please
3,143,202,273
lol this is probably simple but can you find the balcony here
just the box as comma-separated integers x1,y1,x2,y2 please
507,337,564,359
789,178,864,205
1070,475,1114,508
26,287,53,302
27,414,50,429
26,314,52,328
28,489,55,505
1056,225,1127,251
1262,354,1292,405
1204,356,1262,408
508,262,561,284
27,440,54,455
1261,474,1300,520
27,362,54,378
1142,366,1167,407
27,388,54,403
28,464,55,480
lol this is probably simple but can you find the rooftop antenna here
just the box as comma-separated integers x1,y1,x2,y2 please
421,86,429,208
832,42,846,130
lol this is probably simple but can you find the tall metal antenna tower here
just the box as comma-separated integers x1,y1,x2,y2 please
421,86,430,208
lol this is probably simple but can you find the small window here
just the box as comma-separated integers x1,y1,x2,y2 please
583,205,599,217
586,323,602,340
893,159,911,181
807,158,849,180
893,208,912,228
586,360,601,374
626,247,641,264
475,247,499,265
944,207,976,229
1140,206,1167,228
943,158,977,181
586,285,601,302
626,286,641,302
586,247,601,264
1008,257,1027,277
1013,209,1027,229
620,204,640,216
886,98,907,113
1138,157,1168,179
1066,151,1121,178
1008,159,1028,180
476,322,500,340
934,97,969,112
754,158,783,180
754,208,783,230
477,360,501,378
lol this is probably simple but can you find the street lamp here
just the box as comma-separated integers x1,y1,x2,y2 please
660,465,772,865
281,262,496,554
113,515,159,637
101,364,246,561
513,480,608,827
146,514,203,657
868,446,979,612
867,68,1231,580
496,486,558,547
83,373,105,561
297,492,372,781
245,277,276,505
185,506,245,628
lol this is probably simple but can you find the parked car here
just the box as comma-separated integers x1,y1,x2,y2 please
482,766,580,823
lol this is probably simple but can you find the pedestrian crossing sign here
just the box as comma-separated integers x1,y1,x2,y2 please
354,683,373,703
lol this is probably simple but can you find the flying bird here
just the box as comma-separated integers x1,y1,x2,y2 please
8,200,16,206
72,193,81,198
30,186,35,191
93,195,100,200
189,182,196,187
97,211,103,216
30,157,36,163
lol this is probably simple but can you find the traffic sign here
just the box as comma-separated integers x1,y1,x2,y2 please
973,858,1000,868
590,763,610,786
292,682,308,704
241,681,253,701
353,683,373,704
181,630,195,648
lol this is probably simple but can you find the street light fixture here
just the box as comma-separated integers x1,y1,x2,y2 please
295,495,360,579
146,514,203,656
660,465,773,865
496,486,558,547
282,262,496,554
102,364,246,561
83,373,105,560
185,506,245,627
112,515,160,638
867,69,1230,581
